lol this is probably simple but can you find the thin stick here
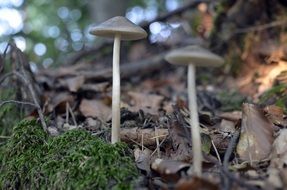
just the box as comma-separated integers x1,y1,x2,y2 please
211,139,222,164
68,103,77,126
0,136,10,139
187,64,202,176
222,130,240,190
111,33,121,144
66,102,69,124
150,136,167,157
0,100,37,108
13,71,48,132
155,127,161,158
141,133,144,151
0,72,14,85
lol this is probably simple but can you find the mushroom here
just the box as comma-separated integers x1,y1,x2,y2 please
90,16,147,144
165,45,224,176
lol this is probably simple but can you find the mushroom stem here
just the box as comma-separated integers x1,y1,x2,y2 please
111,33,121,144
187,64,202,176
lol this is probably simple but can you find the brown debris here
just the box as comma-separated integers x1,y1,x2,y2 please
120,127,168,147
79,99,111,121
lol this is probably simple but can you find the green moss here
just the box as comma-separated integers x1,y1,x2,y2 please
0,89,23,140
259,84,287,112
217,90,246,111
0,119,138,190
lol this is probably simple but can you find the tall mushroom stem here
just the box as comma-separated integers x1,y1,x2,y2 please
111,33,121,144
187,64,202,176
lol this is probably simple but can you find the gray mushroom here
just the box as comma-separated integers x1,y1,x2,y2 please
165,45,224,176
90,16,147,144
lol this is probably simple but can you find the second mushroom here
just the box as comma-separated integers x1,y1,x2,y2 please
165,45,224,176
90,16,147,144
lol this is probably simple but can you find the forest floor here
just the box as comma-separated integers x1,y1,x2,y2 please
1,1,287,189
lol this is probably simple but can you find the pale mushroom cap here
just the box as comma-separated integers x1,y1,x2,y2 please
165,45,224,67
89,16,147,40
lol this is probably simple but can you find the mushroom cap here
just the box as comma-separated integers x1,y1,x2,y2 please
89,16,147,41
165,45,224,67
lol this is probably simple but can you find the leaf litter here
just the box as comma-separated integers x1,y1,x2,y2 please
2,17,287,190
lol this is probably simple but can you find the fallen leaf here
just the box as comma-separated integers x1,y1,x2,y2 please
134,148,152,174
175,176,219,190
80,82,109,92
219,111,242,122
236,103,274,162
79,99,111,121
168,110,193,162
127,91,164,115
266,168,283,189
64,75,85,92
264,105,287,126
151,158,190,182
270,129,287,168
45,92,75,113
219,119,236,134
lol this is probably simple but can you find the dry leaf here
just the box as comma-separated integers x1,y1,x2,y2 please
79,99,111,121
219,119,236,133
168,111,193,162
236,103,274,162
134,148,152,173
270,129,287,168
127,91,164,115
175,176,219,190
65,75,85,92
264,105,286,126
219,111,242,122
151,158,190,182
45,92,75,113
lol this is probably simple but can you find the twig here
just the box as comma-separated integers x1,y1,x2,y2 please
235,20,287,34
66,102,69,124
0,100,37,108
211,139,222,164
7,43,47,132
222,130,240,190
155,127,161,158
150,136,168,157
0,72,14,85
223,130,240,169
0,136,11,139
13,71,48,132
68,103,77,126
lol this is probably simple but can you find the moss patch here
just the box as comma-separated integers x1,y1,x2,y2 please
259,84,287,112
0,119,138,190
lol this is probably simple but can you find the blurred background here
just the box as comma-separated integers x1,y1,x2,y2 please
0,0,202,70
1,0,287,129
